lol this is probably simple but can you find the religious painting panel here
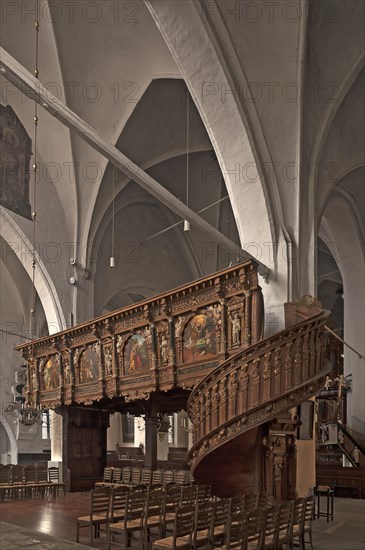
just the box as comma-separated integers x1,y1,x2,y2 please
78,346,100,383
0,105,32,219
124,332,150,374
182,307,219,363
41,355,60,390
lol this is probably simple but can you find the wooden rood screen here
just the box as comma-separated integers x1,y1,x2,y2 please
16,261,264,409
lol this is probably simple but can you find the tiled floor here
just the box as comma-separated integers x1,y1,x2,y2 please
0,521,95,550
0,496,364,549
312,498,365,550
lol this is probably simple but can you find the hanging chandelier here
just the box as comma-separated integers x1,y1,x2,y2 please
18,403,42,426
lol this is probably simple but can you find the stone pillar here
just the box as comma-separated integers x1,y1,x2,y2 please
107,412,122,451
51,409,63,462
144,415,159,470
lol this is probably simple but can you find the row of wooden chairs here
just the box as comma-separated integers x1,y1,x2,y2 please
76,483,268,548
0,464,65,500
95,466,193,488
153,494,315,550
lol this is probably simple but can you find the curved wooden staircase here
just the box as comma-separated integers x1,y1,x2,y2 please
187,307,331,498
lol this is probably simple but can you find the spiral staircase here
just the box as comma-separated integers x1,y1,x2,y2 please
187,305,331,498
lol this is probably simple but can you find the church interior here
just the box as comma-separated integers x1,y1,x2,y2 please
0,1,364,549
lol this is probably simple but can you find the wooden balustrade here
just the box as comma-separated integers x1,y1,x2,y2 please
187,310,330,474
15,261,264,409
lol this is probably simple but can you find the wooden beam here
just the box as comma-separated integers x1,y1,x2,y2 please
0,48,269,279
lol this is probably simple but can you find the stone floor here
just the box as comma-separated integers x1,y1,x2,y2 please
0,497,364,549
0,522,95,550
312,497,365,550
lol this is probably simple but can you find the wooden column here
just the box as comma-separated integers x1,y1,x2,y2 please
144,415,159,470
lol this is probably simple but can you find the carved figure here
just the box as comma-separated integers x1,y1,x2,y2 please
175,315,185,337
160,333,168,363
324,375,333,391
104,348,113,376
64,360,71,385
352,447,360,464
338,430,344,445
231,312,241,345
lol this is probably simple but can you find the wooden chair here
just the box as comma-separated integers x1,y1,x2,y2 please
112,468,122,485
121,467,131,485
215,509,247,550
229,495,245,517
256,492,269,510
152,470,163,485
290,497,306,550
187,498,215,550
108,489,146,549
210,498,230,546
0,465,12,501
48,467,66,497
244,493,258,512
152,504,195,550
260,505,279,550
173,470,187,485
95,467,113,488
164,485,184,535
180,484,196,506
76,487,111,546
110,485,129,523
301,496,315,550
142,486,165,549
23,466,37,499
141,468,152,486
242,508,265,550
196,484,211,502
276,501,293,549
130,467,141,487
162,470,175,484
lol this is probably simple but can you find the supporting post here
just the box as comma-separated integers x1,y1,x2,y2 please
144,415,159,470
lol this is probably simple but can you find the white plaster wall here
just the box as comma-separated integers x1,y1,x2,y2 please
322,199,365,432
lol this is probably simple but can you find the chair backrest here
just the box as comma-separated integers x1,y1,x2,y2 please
162,470,174,484
48,467,60,483
112,467,122,484
0,466,11,484
141,468,152,485
12,465,24,483
90,487,111,520
24,466,36,484
121,467,131,484
243,508,265,549
292,497,306,530
244,492,258,512
277,501,293,545
103,467,113,483
173,470,187,485
229,495,245,516
212,498,230,527
223,509,247,549
180,484,196,506
257,491,268,509
152,469,163,484
165,484,182,511
126,489,147,522
196,484,211,502
37,467,48,483
131,467,141,485
303,495,315,531
110,485,129,520
193,499,214,541
262,505,280,549
173,504,195,541
144,486,165,520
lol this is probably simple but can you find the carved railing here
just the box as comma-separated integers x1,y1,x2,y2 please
15,261,264,409
187,309,330,474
